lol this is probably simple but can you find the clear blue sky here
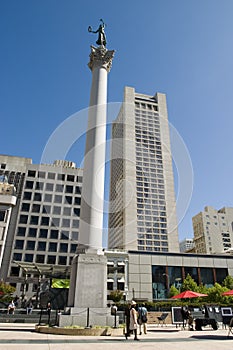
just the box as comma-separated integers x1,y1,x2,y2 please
1,0,233,243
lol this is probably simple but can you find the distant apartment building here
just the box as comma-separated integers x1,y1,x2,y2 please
192,206,233,254
0,155,82,296
179,238,195,253
108,86,179,252
0,178,17,269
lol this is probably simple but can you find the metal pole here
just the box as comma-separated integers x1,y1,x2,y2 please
86,307,90,328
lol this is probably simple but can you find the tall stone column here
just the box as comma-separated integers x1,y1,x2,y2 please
62,45,115,327
78,46,115,252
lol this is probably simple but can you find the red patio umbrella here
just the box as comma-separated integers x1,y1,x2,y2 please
171,290,208,299
222,290,233,296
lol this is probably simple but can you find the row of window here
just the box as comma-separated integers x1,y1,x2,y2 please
14,239,77,253
16,227,79,240
12,253,72,266
21,203,80,216
23,192,81,205
27,170,82,183
19,214,79,228
25,181,81,194
138,246,169,252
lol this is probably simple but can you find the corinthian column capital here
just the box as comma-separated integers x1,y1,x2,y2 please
88,46,115,72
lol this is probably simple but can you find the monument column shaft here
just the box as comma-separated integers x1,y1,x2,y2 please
78,47,114,251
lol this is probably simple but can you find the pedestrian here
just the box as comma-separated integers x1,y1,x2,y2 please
26,301,33,315
124,302,131,339
138,303,148,334
7,300,15,314
129,300,139,341
181,305,193,330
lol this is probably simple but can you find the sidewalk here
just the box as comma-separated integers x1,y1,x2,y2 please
0,323,231,350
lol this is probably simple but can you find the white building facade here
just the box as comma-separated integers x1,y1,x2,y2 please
0,155,82,297
192,206,233,254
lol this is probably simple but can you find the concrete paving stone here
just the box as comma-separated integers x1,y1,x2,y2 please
0,323,232,350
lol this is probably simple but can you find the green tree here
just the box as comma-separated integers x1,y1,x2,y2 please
181,274,198,292
222,275,233,290
0,281,16,299
205,283,226,303
109,290,124,303
169,284,179,297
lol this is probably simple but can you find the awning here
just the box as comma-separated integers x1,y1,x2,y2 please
107,278,114,282
117,261,125,266
107,261,114,266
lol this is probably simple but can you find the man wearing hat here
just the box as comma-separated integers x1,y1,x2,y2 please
129,300,139,340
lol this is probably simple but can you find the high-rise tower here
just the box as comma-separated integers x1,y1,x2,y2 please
108,87,179,252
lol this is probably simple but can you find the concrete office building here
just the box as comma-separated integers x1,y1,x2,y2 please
179,238,195,253
193,206,233,254
0,155,83,297
108,87,179,253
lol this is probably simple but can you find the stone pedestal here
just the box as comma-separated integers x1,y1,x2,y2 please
68,249,107,308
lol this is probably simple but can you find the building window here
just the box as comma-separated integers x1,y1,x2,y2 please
10,266,20,276
15,240,24,249
39,229,48,238
0,210,6,221
42,205,51,214
17,227,26,236
56,184,64,192
46,183,54,191
58,256,67,265
65,196,72,204
35,182,44,190
38,241,46,251
36,255,45,263
73,208,80,216
63,207,71,216
50,230,58,239
41,216,49,226
27,170,36,177
57,174,65,181
44,194,52,202
47,255,56,264
28,228,37,237
49,242,57,252
51,217,60,227
38,171,45,178
67,175,75,182
61,232,69,240
73,220,79,228
19,215,28,224
70,244,77,253
74,197,81,205
30,216,39,225
13,253,22,261
24,254,33,262
54,195,62,203
32,204,40,213
34,193,42,201
53,206,61,215
71,232,79,240
48,172,55,180
60,243,68,253
65,185,73,193
26,241,36,250
62,219,70,228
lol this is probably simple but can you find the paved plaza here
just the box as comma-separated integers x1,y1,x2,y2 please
0,323,232,350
